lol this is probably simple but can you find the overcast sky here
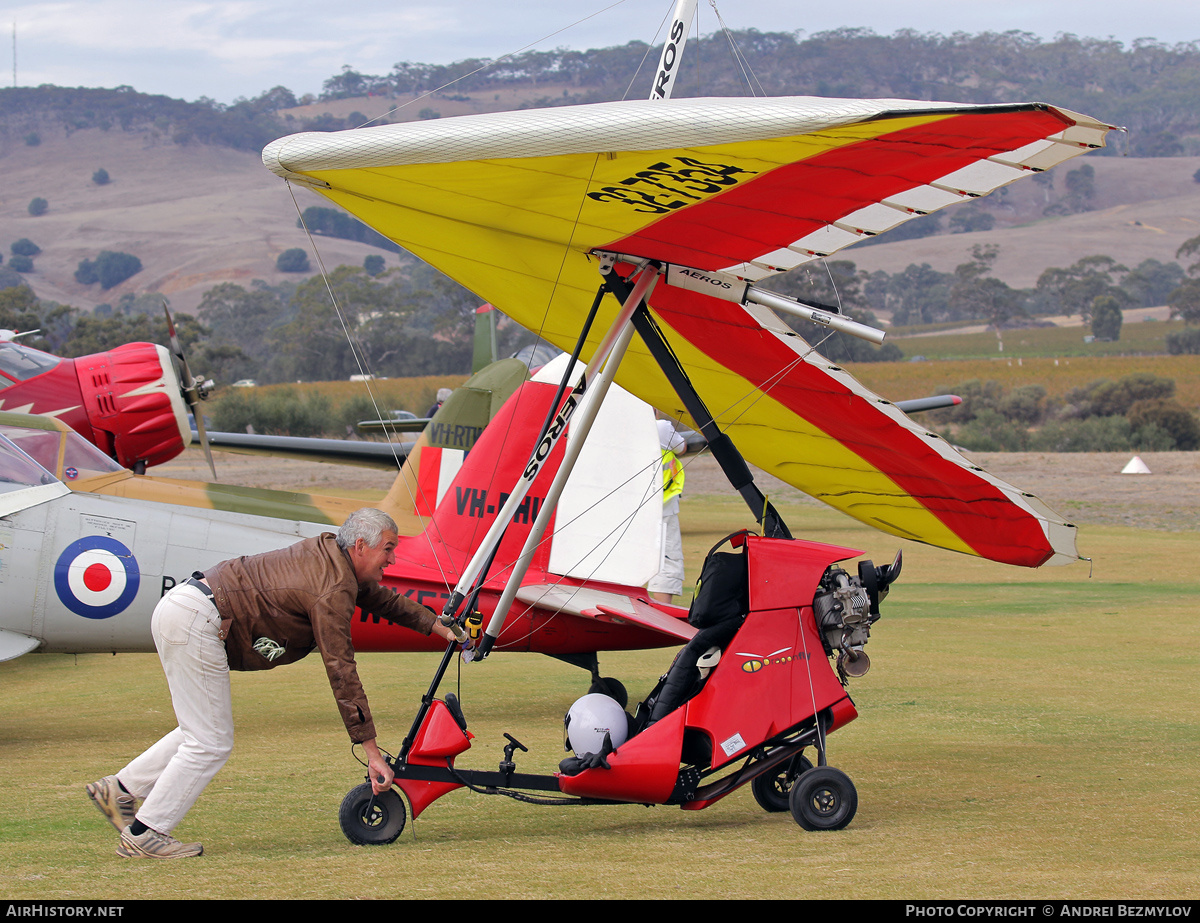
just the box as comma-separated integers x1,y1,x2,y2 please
2,0,1197,104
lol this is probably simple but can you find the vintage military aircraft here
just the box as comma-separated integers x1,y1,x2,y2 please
0,355,686,699
202,356,531,470
0,323,428,475
0,303,531,476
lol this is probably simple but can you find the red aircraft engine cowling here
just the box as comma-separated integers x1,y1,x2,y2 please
0,340,190,470
73,343,191,469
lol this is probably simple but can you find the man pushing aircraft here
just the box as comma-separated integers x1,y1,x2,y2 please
86,507,460,859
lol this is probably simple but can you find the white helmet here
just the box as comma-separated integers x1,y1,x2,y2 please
564,693,628,754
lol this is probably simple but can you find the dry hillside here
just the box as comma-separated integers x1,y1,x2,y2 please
2,106,1197,318
0,124,381,314
840,154,1200,287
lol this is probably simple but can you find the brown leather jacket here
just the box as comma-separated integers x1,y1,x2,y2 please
204,533,435,743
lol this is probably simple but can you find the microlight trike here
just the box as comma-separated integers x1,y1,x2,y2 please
341,529,901,841
263,87,1095,843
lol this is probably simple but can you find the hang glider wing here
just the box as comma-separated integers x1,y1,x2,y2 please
264,97,1113,567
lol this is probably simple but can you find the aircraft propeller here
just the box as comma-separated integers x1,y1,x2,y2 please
162,302,217,479
0,328,41,342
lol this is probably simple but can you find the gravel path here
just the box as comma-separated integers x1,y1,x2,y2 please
164,445,1200,533
679,450,1200,532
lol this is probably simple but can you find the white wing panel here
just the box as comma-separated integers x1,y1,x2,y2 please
533,357,663,586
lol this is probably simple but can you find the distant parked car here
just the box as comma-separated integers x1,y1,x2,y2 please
231,379,257,388
356,409,423,434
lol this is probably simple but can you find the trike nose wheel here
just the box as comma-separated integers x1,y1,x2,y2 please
788,767,858,831
339,782,407,845
750,753,814,813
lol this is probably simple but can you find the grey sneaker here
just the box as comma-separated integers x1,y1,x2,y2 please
86,776,137,833
117,826,203,859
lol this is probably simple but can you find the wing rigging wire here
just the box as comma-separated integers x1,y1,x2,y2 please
491,307,826,648
481,447,666,649
795,601,829,766
620,2,674,101
493,406,705,648
292,147,672,631
292,162,614,601
439,153,610,610
352,0,635,130
768,257,881,366
288,181,455,589
707,0,765,98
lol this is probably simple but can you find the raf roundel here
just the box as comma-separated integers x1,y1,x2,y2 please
54,536,141,619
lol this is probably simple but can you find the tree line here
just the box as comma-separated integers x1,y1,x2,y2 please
846,232,1200,349
0,259,538,386
322,29,1200,157
4,29,1200,157
4,236,1194,391
927,372,1200,452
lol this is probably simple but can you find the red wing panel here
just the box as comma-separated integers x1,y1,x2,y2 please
646,282,1057,566
606,110,1069,271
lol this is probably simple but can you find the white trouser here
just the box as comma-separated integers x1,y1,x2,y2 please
647,509,684,596
116,583,233,835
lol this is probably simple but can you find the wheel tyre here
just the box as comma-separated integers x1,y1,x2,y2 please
789,766,857,831
751,753,814,813
339,782,406,845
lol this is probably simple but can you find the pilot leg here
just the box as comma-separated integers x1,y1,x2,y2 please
648,510,684,602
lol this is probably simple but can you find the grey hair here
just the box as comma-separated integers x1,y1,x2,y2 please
336,508,398,551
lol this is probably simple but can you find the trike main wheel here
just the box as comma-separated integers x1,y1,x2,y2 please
789,766,857,831
339,783,406,845
750,753,814,813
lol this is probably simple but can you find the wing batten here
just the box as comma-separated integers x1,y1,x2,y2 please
605,109,1076,278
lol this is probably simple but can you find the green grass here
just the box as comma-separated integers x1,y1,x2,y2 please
889,318,1187,360
847,354,1200,409
211,374,468,420
1,502,1197,898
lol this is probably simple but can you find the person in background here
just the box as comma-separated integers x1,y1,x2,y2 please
425,387,453,418
648,418,687,604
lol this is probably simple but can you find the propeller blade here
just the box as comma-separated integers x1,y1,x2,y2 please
163,301,217,480
192,403,217,481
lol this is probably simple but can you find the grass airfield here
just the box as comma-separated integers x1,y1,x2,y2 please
1,497,1197,900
